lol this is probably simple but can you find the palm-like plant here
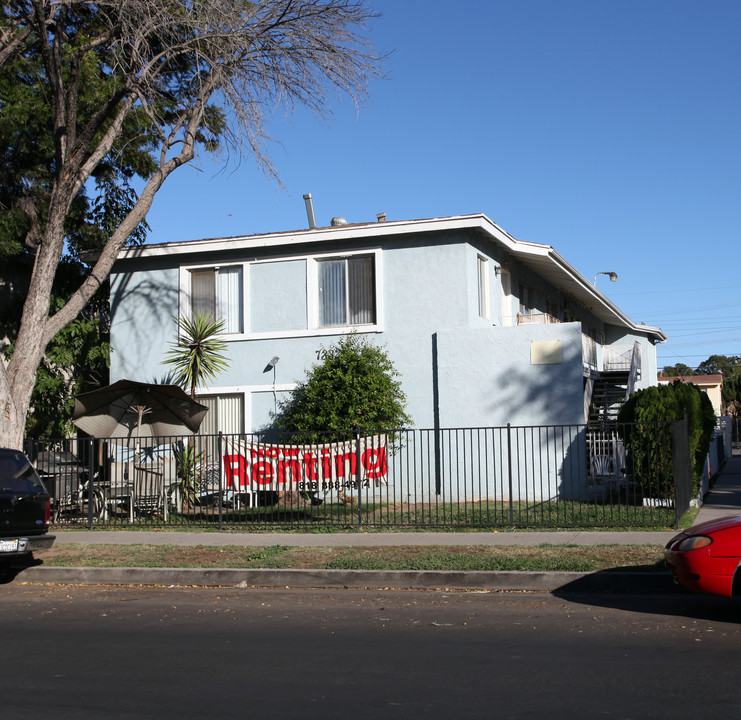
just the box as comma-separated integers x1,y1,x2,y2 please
163,313,229,510
163,313,229,399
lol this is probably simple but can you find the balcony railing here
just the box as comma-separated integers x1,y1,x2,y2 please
582,334,597,372
516,312,560,325
604,343,641,373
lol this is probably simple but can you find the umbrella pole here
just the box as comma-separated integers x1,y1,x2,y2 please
131,404,144,523
136,405,144,456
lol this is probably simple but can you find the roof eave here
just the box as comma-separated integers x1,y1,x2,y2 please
115,212,666,343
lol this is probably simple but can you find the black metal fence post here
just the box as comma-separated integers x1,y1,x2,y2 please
507,423,514,528
355,429,362,529
217,432,223,531
87,437,95,529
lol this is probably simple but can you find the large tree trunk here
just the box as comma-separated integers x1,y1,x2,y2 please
0,206,66,449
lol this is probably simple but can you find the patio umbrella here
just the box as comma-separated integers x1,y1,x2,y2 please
72,380,209,440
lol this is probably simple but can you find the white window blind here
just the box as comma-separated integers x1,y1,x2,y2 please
318,255,376,327
196,394,244,436
216,267,243,333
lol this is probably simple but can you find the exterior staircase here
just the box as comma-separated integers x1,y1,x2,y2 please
586,341,642,425
589,371,631,423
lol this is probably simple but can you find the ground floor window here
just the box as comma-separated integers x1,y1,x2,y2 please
196,393,245,437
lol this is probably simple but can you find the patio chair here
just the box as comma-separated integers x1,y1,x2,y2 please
588,454,618,503
131,462,166,519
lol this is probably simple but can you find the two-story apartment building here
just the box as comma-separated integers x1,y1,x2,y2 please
109,213,666,436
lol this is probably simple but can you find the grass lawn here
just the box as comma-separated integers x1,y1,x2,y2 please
35,543,668,573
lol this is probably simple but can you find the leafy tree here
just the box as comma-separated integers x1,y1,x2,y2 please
662,356,741,417
696,355,739,376
661,363,694,377
163,313,229,400
618,381,716,497
272,335,411,441
0,1,382,449
696,355,741,415
1,255,110,438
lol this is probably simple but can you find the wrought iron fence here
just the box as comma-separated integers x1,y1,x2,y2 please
27,419,696,530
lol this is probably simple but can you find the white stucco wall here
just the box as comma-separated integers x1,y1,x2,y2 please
109,228,659,434
434,323,586,427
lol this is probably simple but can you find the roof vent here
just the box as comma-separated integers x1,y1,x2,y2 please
303,193,316,229
376,212,386,222
331,217,348,227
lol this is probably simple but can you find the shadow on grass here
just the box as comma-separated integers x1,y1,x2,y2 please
0,553,44,584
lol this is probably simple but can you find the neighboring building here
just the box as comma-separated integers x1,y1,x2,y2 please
658,374,723,417
109,213,666,435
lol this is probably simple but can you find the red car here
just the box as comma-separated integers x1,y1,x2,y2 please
664,515,741,597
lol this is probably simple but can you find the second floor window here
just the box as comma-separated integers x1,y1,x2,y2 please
190,266,244,333
477,256,489,319
519,283,534,316
318,255,376,327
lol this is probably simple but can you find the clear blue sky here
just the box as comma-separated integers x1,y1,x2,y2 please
142,0,741,372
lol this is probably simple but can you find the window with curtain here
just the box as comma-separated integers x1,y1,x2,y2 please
196,393,244,434
193,393,245,458
317,255,376,327
189,266,243,333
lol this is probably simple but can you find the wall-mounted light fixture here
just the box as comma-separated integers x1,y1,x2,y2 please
593,271,618,286
263,356,280,415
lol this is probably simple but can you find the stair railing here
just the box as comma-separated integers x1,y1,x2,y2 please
626,341,641,398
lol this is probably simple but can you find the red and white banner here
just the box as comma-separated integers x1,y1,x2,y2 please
222,435,388,494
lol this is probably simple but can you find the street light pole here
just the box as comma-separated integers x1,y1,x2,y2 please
594,271,618,286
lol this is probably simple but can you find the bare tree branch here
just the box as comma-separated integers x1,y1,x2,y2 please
0,0,384,447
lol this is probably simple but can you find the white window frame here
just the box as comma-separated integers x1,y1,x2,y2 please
195,384,299,434
307,248,383,334
500,268,513,326
477,255,490,320
195,389,248,436
179,262,247,337
179,248,383,341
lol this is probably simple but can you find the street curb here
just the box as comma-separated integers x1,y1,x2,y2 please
10,566,682,594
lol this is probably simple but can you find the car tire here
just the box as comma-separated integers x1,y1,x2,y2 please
731,564,741,597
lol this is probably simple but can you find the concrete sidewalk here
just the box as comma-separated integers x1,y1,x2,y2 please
16,450,741,593
692,447,741,525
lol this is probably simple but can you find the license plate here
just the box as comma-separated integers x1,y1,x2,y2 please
0,539,19,553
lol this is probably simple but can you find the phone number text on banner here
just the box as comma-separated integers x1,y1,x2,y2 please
222,436,388,494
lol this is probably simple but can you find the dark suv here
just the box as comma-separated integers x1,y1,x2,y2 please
0,448,55,561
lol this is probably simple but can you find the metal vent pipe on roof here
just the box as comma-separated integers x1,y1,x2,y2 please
303,193,316,229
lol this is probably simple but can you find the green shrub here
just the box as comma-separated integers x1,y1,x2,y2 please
271,334,411,441
618,381,716,497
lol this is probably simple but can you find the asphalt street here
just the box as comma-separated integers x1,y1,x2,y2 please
2,585,740,720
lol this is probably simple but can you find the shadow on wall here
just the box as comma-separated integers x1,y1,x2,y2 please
486,335,585,427
431,329,589,502
483,334,587,502
109,272,179,377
